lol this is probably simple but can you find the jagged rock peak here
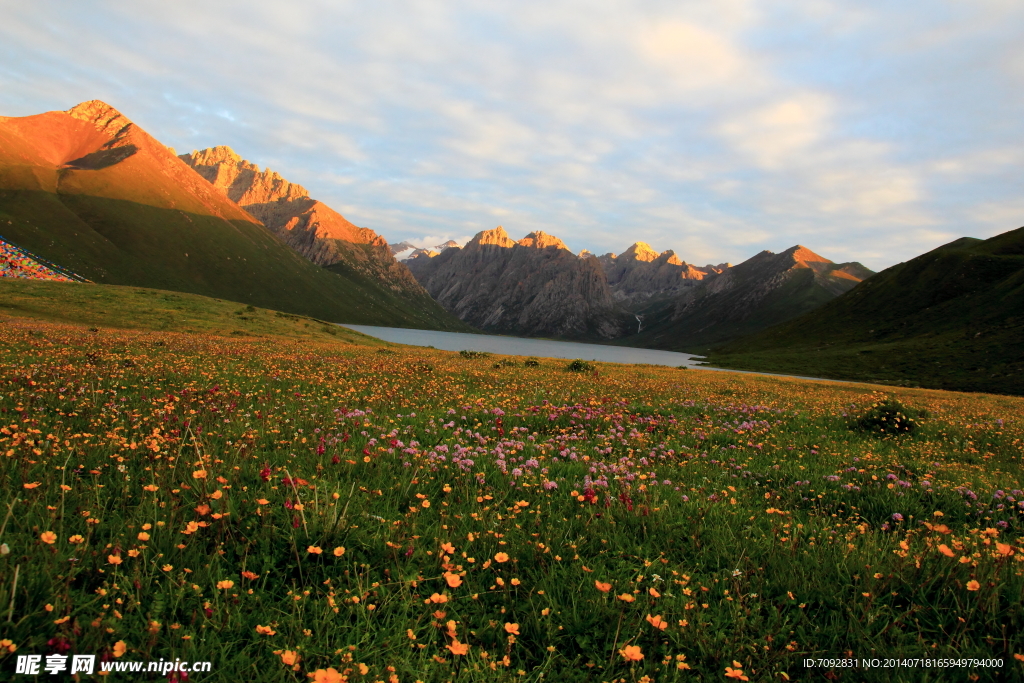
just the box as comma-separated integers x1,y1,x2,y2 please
185,145,245,167
66,100,132,138
578,249,593,258
517,231,568,251
469,226,516,248
621,242,659,262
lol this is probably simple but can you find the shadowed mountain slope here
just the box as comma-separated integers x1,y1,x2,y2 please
626,245,873,351
706,227,1024,395
0,101,468,330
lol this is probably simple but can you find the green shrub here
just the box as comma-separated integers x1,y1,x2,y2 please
524,358,541,367
566,359,594,372
459,349,491,359
493,358,519,369
849,397,925,436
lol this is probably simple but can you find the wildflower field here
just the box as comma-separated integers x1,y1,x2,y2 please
0,313,1022,682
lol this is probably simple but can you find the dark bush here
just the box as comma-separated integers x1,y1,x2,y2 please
566,359,594,373
493,359,518,369
849,398,925,436
524,358,541,367
459,350,491,359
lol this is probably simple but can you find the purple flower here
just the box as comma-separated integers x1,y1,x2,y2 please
891,513,904,522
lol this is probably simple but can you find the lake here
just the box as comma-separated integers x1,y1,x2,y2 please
339,325,705,367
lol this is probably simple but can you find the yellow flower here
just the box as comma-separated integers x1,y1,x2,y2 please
313,667,344,683
645,614,668,630
725,662,749,680
40,531,57,544
619,644,643,661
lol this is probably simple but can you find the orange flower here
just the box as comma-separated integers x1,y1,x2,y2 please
40,531,57,544
649,587,661,598
421,499,431,508
725,662,749,680
446,639,469,656
162,564,174,572
504,623,520,635
128,549,140,558
23,482,41,489
113,641,127,658
619,644,643,661
313,667,344,683
143,485,159,492
444,572,463,588
241,571,259,580
333,546,346,557
182,521,199,535
137,532,151,542
494,552,510,563
307,546,323,555
68,535,84,544
645,614,668,631
617,593,635,603
108,554,123,565
192,470,207,479
966,580,981,591
216,580,235,590
996,542,1014,557
595,581,612,593
427,593,448,604
280,650,299,666
256,499,270,505
256,624,276,635
441,542,456,554
937,544,955,557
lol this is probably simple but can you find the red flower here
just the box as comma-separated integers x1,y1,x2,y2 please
259,465,271,482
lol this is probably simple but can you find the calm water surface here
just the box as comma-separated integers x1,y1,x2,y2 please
339,325,705,367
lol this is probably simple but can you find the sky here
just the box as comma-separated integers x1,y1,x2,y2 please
2,1,1023,271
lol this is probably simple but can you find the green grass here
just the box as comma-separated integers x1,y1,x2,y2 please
0,279,387,344
0,293,1022,681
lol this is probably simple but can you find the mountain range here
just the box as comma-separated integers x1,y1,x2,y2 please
0,101,466,331
404,227,872,343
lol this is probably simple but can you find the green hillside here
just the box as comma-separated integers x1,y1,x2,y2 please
706,227,1024,395
0,105,472,332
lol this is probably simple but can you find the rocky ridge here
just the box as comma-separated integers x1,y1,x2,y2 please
596,241,728,308
406,226,629,339
180,146,425,296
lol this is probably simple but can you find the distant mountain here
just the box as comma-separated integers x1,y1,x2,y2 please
0,101,468,330
596,242,726,309
391,239,460,261
707,228,1024,395
406,226,630,339
628,245,873,350
179,146,429,299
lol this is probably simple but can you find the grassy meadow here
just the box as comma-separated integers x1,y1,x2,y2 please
0,292,1023,681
